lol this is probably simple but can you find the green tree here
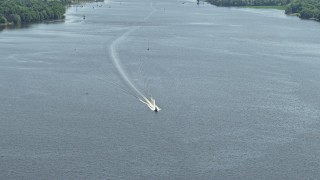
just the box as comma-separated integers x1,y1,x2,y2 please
0,16,7,24
6,14,21,24
299,7,314,18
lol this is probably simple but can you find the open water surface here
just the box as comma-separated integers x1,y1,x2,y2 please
1,0,320,179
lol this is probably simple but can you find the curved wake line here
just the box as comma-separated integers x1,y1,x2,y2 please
110,27,146,99
109,1,157,107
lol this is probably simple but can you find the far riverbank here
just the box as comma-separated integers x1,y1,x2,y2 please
206,0,320,22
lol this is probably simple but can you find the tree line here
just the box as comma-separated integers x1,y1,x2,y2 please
0,0,99,25
285,0,320,20
206,0,320,21
206,0,291,6
0,0,66,25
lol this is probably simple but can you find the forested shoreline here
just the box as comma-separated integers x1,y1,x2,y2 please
285,0,320,20
206,0,320,21
0,0,99,25
206,0,290,6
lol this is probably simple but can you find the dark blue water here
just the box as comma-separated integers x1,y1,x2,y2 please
1,0,320,179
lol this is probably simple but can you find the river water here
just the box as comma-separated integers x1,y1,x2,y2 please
1,0,320,179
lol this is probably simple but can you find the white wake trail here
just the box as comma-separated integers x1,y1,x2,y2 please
110,27,146,99
109,1,159,109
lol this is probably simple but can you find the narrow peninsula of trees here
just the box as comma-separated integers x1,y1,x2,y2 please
0,0,66,25
0,0,100,25
206,0,320,22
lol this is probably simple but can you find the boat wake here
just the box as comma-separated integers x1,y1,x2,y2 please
109,1,160,111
